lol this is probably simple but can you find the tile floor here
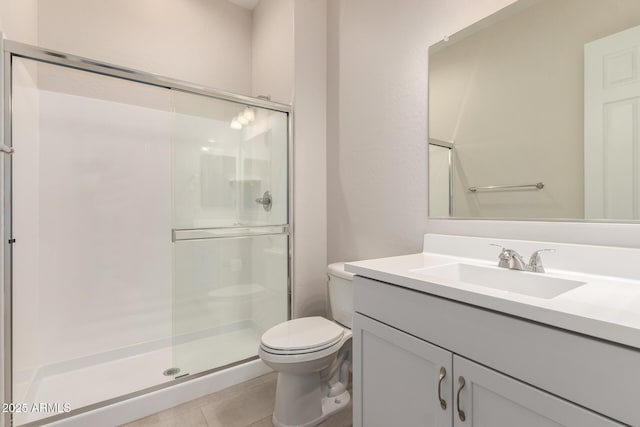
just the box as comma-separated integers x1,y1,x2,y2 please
121,372,353,427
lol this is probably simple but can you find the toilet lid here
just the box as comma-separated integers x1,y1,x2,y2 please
261,317,345,352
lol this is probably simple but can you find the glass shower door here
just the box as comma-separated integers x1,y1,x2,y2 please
171,92,289,377
6,43,291,426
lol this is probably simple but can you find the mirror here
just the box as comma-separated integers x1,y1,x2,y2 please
428,0,640,221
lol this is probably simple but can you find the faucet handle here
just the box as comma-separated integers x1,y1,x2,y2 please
490,244,511,268
528,249,555,273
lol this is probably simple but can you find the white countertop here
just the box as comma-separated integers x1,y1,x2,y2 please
346,250,640,350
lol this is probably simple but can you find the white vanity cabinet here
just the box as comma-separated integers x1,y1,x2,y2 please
353,276,636,427
354,313,622,427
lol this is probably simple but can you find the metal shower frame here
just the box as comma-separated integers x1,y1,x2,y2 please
0,38,294,427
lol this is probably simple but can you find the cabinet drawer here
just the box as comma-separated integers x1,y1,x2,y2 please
355,276,640,426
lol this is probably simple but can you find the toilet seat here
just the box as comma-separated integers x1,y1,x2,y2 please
260,316,345,355
259,327,352,366
261,339,341,355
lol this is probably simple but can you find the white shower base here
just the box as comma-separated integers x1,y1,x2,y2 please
14,323,265,426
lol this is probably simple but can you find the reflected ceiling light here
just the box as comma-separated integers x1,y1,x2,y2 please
230,107,255,130
243,108,255,122
201,146,211,152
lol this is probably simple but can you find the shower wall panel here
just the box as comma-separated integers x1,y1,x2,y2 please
12,59,174,422
36,90,173,362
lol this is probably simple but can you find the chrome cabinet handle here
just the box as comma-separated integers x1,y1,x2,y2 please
437,367,447,410
456,376,466,422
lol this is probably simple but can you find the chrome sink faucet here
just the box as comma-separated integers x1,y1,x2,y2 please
491,245,554,273
492,245,527,271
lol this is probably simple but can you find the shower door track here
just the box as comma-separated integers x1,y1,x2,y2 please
1,38,294,427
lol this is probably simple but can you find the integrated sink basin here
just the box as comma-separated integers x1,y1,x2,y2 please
411,263,586,299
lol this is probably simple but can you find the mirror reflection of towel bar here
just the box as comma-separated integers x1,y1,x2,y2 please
469,182,544,192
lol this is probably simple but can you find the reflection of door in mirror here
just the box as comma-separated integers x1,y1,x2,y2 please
428,140,453,217
585,24,640,220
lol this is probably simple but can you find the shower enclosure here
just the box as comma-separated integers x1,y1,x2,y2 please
1,40,291,426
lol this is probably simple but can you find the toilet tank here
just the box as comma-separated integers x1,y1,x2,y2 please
327,262,354,329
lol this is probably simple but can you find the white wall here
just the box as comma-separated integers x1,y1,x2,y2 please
292,0,327,317
328,0,429,263
251,0,294,104
37,0,253,94
327,0,515,263
249,0,327,317
0,0,37,43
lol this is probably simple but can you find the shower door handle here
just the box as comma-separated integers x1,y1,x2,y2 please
255,191,272,211
0,144,14,154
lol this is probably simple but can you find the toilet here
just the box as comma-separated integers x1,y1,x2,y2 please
259,262,354,427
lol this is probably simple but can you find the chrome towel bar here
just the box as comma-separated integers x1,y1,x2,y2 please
469,182,544,192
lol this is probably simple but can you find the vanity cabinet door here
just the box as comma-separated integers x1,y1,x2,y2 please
353,313,452,427
452,356,624,427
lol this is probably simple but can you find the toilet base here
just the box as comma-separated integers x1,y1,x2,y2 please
272,389,350,427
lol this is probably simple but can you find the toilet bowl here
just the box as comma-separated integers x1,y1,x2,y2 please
259,263,354,427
